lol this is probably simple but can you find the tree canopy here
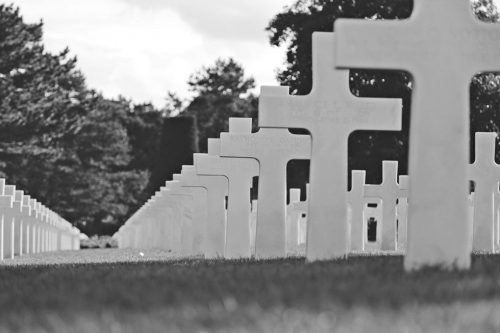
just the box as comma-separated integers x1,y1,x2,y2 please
267,0,500,184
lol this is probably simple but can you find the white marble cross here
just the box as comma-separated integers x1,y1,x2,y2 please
181,165,228,258
397,176,409,252
470,132,500,252
173,174,205,256
259,32,401,260
286,188,302,256
2,185,16,259
195,138,258,259
12,190,24,256
220,117,311,258
348,170,366,252
165,180,195,256
364,161,406,251
336,0,500,269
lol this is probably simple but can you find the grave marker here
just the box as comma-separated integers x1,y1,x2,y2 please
348,170,366,252
336,0,500,269
182,165,228,258
470,132,500,252
220,117,311,258
397,176,409,252
364,161,406,251
259,32,401,260
195,138,258,259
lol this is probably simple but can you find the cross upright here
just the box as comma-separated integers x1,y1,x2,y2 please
364,161,406,251
397,175,409,252
195,138,259,259
220,117,311,259
470,132,500,252
348,170,366,252
165,180,195,256
335,0,500,269
286,188,302,255
259,32,401,260
181,165,228,259
173,173,205,256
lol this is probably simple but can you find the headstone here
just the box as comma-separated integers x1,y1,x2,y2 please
364,161,406,251
176,171,210,256
165,180,194,256
348,170,366,252
220,117,311,258
397,176,409,252
173,174,205,256
470,132,500,252
286,188,302,256
182,165,228,258
195,138,258,259
259,32,401,260
12,190,24,256
363,199,383,252
496,189,500,252
250,199,258,256
335,0,500,269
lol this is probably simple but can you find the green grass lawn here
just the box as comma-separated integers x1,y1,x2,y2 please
0,249,499,332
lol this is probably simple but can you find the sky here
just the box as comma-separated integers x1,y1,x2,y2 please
11,0,294,108
10,0,500,108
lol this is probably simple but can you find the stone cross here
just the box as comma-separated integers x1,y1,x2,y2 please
181,165,228,258
250,199,258,256
195,138,258,259
336,0,500,269
0,183,14,259
173,174,205,256
348,170,366,252
177,170,208,255
220,117,311,258
496,189,500,252
397,176,409,252
364,161,406,251
12,190,24,256
152,188,181,252
259,32,401,260
165,180,194,256
470,132,500,252
286,188,302,255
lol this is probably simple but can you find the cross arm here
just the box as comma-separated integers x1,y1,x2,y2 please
349,97,402,132
471,24,500,75
335,19,414,71
259,86,313,130
220,133,258,158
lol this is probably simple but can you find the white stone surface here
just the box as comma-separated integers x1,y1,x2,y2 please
364,161,406,251
286,188,302,256
195,138,258,259
220,117,311,258
397,176,409,253
259,32,401,261
348,170,366,252
470,132,500,252
182,165,228,258
335,0,500,270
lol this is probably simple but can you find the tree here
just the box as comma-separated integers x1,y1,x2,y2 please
0,5,163,235
188,58,255,97
267,0,500,184
184,58,258,152
145,117,199,197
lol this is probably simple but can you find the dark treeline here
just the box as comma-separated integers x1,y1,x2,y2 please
2,1,499,235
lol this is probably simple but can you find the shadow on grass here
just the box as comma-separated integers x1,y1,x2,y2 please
0,254,498,315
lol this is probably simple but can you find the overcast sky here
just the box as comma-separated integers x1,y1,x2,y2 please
10,0,500,108
11,0,294,108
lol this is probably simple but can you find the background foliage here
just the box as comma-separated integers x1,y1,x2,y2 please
1,1,499,234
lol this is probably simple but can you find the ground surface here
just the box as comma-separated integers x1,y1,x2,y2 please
0,249,499,333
